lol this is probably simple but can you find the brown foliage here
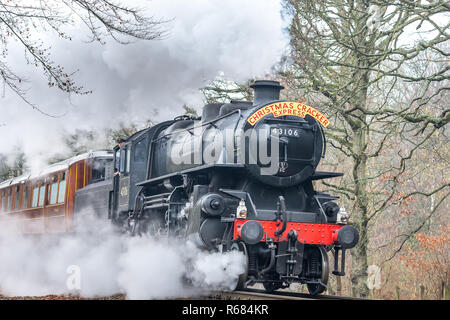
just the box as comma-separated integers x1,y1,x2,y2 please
399,225,450,299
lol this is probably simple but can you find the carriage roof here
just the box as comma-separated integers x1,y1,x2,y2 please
0,150,113,189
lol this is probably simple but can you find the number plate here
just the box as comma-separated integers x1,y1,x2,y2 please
271,127,300,138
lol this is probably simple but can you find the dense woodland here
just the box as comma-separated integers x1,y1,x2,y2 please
0,1,448,299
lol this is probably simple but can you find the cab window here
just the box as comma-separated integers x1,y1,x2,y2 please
115,149,121,172
126,148,131,173
134,139,147,163
120,148,126,173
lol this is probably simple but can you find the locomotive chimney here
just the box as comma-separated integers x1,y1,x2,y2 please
250,80,284,106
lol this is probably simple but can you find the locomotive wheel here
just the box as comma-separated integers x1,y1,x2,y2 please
306,246,329,296
231,242,248,291
263,281,282,293
307,282,327,295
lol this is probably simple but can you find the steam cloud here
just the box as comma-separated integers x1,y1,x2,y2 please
0,0,283,298
0,215,246,299
0,0,287,172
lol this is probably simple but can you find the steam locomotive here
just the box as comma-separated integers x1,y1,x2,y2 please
77,80,358,294
0,80,359,295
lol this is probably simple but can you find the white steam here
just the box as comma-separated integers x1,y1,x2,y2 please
1,0,287,171
0,0,277,298
0,215,245,299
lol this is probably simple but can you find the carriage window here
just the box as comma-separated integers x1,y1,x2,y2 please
1,192,5,212
92,159,108,183
134,139,147,163
7,188,11,211
50,181,58,205
23,187,29,209
14,185,20,210
58,176,66,203
31,186,39,207
38,185,45,207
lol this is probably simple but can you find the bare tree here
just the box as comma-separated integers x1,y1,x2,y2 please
201,75,254,104
281,0,449,297
0,0,167,114
0,148,26,180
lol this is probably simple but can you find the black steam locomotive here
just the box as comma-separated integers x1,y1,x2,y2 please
75,80,359,295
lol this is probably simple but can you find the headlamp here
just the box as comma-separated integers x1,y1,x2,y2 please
236,199,247,219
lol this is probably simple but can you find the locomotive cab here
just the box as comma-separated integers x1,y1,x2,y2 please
109,120,178,224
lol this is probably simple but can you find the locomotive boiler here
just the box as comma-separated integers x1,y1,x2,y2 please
76,80,358,295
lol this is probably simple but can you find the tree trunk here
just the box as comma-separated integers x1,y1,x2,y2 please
349,57,370,298
350,147,369,297
444,281,449,300
336,273,342,296
349,121,370,298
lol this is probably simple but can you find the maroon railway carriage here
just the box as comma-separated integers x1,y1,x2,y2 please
0,151,113,234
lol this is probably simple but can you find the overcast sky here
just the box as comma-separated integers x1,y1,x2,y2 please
0,0,288,169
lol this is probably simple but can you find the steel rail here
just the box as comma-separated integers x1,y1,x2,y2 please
208,288,368,300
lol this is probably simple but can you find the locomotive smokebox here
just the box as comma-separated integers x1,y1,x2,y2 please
251,80,284,106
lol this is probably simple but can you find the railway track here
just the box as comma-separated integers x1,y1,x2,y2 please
209,288,367,300
1,290,365,300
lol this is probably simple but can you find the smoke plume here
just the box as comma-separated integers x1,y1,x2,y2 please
0,0,282,298
0,214,245,299
0,0,287,171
